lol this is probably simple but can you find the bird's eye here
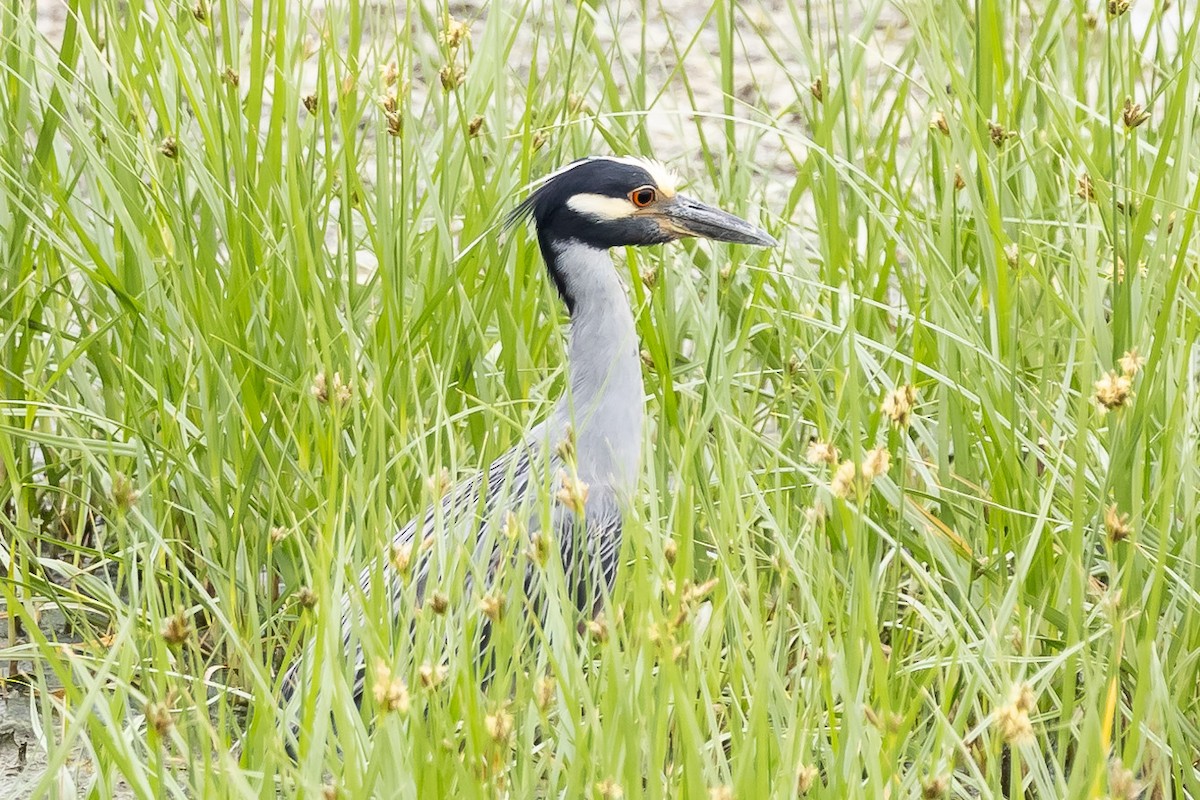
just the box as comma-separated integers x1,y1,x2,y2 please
629,186,657,207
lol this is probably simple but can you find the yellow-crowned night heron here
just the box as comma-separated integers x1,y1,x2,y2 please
279,156,775,742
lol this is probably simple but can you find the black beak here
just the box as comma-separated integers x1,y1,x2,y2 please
657,195,778,247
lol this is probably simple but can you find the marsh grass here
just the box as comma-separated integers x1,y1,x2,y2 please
1,0,1199,797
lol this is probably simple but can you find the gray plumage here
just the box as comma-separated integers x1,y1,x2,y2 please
278,157,774,740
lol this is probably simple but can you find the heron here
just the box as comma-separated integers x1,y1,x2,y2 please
279,156,775,744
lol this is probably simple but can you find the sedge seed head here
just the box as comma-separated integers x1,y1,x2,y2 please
1104,503,1132,542
160,609,193,646
796,765,819,793
995,702,1034,744
862,447,891,480
1093,371,1133,410
1122,96,1151,129
145,698,174,736
806,440,839,466
371,661,410,714
929,110,950,136
882,384,918,427
484,707,513,742
595,778,624,799
1077,172,1095,202
830,460,857,499
1118,348,1145,377
418,662,448,690
428,591,449,615
439,19,470,50
921,775,949,799
478,593,506,622
1108,757,1140,800
534,674,556,711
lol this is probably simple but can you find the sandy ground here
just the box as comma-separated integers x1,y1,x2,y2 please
5,0,1187,796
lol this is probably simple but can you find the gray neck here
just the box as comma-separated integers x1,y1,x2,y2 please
546,240,644,497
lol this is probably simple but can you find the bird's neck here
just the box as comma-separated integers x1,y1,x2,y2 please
542,239,645,496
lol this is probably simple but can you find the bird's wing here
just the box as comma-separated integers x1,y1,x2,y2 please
553,486,624,617
280,438,545,706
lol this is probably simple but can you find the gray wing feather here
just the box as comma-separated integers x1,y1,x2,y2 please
280,439,624,707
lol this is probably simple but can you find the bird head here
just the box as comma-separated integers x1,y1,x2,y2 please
507,157,777,250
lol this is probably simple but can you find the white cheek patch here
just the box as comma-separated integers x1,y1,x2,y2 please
567,193,637,220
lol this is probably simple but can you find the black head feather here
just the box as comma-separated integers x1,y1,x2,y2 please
505,157,676,250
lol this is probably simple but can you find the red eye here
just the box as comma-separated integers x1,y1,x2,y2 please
630,186,657,207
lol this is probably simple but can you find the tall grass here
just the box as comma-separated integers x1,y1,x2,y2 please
1,0,1198,797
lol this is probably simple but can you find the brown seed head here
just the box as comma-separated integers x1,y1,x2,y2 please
1104,503,1132,542
882,384,918,427
439,64,464,91
1077,172,1095,202
534,674,556,711
1122,96,1151,130
796,764,819,794
663,538,678,564
145,698,174,737
294,586,318,609
428,591,449,615
385,109,403,137
391,541,415,573
830,459,857,499
478,593,506,622
159,136,178,159
805,440,839,466
929,110,950,136
809,77,823,103
113,473,140,509
586,614,609,643
1011,682,1036,712
468,115,485,137
1107,0,1130,18
1118,348,1145,377
988,120,1016,147
484,707,513,742
380,60,399,89
995,701,1034,744
426,467,452,499
862,447,891,480
528,531,552,565
501,511,522,540
595,778,624,799
418,662,449,690
921,775,949,799
439,19,470,50
566,92,587,114
555,471,590,515
555,426,576,463
312,371,352,405
1004,243,1020,269
371,660,410,713
1093,371,1133,410
303,94,319,114
1108,757,1140,800
222,68,240,87
160,609,193,647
